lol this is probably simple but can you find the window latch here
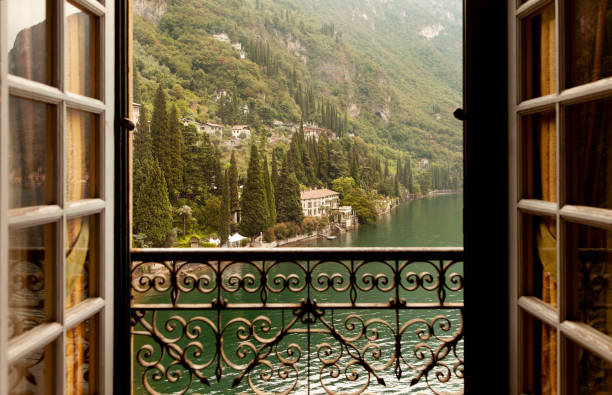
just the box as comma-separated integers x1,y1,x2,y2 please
453,108,466,121
120,117,136,131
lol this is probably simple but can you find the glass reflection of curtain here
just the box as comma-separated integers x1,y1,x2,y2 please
66,10,93,97
536,5,557,395
65,10,92,393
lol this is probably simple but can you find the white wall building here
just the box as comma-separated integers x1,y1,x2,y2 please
232,125,251,139
300,189,340,217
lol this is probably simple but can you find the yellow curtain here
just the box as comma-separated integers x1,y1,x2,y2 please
536,5,557,395
65,11,93,394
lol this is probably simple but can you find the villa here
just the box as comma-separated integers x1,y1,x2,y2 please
300,189,340,217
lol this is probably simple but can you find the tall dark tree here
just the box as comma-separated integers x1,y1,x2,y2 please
317,134,329,183
239,145,267,238
271,152,279,196
165,105,184,201
229,151,240,213
133,106,173,246
219,169,231,245
276,154,304,224
261,153,276,227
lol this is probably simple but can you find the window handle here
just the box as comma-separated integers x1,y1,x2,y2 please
120,117,135,131
453,108,466,121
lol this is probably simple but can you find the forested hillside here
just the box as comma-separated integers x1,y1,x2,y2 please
134,0,462,162
132,0,463,246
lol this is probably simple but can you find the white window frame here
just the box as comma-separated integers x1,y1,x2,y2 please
0,0,115,392
509,0,612,392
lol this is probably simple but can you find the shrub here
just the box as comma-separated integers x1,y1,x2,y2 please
273,223,288,240
263,227,276,243
241,238,249,247
302,216,318,235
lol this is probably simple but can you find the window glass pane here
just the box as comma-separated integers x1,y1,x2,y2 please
522,4,556,100
567,97,612,209
567,0,612,88
571,222,612,336
522,315,557,395
66,2,98,98
9,224,55,339
575,344,612,394
8,342,55,394
7,0,52,84
66,318,96,393
66,109,97,202
9,97,56,208
523,214,557,306
522,111,556,202
66,215,98,309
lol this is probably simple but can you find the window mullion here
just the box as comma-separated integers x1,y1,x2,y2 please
58,0,67,390
0,0,9,391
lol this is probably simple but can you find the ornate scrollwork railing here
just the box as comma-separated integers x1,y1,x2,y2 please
131,248,464,395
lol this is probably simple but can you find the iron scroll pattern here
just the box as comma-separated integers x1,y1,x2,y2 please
131,248,464,394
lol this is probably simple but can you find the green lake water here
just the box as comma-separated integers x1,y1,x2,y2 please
289,193,463,248
133,193,464,394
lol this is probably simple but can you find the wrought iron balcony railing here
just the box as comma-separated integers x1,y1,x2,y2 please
131,248,464,395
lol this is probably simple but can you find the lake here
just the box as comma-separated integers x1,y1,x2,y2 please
288,193,463,248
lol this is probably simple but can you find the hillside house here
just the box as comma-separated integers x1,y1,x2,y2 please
213,33,230,43
303,123,327,141
300,189,340,218
202,122,224,137
232,125,251,139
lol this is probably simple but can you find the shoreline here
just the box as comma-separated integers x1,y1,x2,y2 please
280,189,463,247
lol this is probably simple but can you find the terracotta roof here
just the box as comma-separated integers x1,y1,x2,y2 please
232,125,250,130
300,189,339,200
205,122,224,128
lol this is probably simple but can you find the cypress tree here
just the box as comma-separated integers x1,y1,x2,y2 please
229,151,239,212
271,152,279,195
150,86,173,198
261,153,276,227
165,105,184,202
219,169,230,246
133,107,173,246
239,145,267,238
276,154,304,224
316,134,329,184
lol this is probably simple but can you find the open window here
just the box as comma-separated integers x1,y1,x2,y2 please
0,0,115,393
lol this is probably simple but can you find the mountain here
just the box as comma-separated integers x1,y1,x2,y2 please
133,0,462,170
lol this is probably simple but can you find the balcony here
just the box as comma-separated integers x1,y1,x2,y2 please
131,248,464,394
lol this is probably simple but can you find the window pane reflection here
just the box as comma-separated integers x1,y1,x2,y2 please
9,97,56,208
66,216,97,309
524,214,557,306
567,97,612,209
8,0,52,84
576,344,612,394
9,224,55,339
572,223,612,336
9,343,55,394
522,111,556,202
66,318,96,393
66,2,98,97
522,315,557,395
66,109,97,202
522,4,556,100
567,0,612,88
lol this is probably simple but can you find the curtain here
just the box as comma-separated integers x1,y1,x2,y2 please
65,10,94,394
536,5,557,394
